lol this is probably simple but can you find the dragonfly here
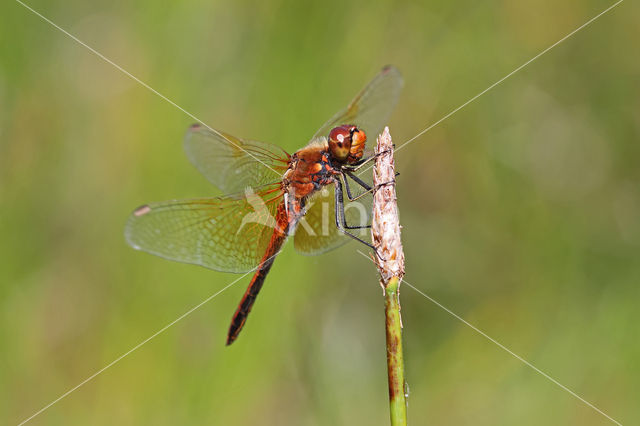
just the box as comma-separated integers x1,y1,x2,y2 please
125,65,403,345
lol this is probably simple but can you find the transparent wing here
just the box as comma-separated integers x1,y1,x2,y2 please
125,184,284,273
294,184,370,256
311,65,404,143
184,124,289,194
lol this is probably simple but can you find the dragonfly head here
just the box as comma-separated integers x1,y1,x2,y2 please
328,125,367,164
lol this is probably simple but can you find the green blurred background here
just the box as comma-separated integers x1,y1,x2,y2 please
1,0,639,424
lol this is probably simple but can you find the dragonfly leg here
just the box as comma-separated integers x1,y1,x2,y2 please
344,148,394,172
342,171,373,202
333,180,383,260
336,176,371,230
342,170,399,202
374,179,397,191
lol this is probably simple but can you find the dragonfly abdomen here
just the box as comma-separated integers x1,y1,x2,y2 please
226,202,291,345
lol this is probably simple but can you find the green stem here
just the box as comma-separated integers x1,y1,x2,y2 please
385,276,407,425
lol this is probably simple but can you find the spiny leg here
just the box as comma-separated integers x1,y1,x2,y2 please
345,155,376,171
335,177,371,230
334,180,378,254
338,171,397,231
344,147,394,172
342,170,399,202
342,171,373,202
334,181,384,261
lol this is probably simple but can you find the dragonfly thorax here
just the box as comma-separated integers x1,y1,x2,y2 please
284,143,341,201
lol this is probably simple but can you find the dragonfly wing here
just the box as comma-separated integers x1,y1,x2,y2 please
125,184,284,273
294,184,369,255
184,124,289,194
312,65,404,143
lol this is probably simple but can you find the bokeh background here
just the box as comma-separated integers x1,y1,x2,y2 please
1,0,639,424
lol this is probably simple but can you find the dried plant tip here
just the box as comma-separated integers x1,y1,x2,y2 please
372,127,405,286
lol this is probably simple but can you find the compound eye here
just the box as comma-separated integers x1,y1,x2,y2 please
348,127,367,163
328,125,353,162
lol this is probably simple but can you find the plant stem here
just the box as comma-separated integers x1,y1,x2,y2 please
371,127,407,425
385,276,407,425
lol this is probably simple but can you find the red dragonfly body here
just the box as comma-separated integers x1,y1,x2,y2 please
227,126,367,343
126,66,403,344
